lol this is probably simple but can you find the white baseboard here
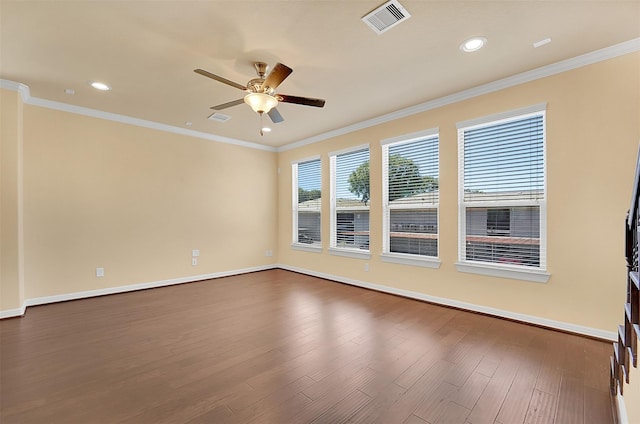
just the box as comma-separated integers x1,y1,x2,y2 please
0,264,619,341
0,304,26,319
0,264,277,319
615,388,629,424
277,264,618,341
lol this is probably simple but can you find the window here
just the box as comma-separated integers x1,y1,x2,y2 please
292,157,321,251
457,104,549,282
329,145,370,258
381,129,440,267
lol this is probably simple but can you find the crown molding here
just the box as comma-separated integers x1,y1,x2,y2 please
0,80,276,152
278,37,640,152
0,79,31,103
3,38,638,154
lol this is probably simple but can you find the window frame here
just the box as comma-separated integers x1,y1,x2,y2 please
456,103,550,283
381,128,441,269
291,156,322,253
329,144,371,259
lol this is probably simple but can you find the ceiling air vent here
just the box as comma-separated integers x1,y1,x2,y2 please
361,0,411,35
208,112,231,123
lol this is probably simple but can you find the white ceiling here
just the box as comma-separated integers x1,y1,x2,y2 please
2,1,639,148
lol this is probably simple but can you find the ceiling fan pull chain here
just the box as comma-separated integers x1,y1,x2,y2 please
259,112,264,136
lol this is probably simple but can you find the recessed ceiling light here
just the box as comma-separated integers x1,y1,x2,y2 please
185,121,193,126
64,88,75,95
90,81,111,91
261,127,272,133
460,37,487,53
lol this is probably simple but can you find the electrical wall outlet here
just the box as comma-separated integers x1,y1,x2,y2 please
192,249,200,257
96,267,105,277
364,263,369,272
265,250,273,257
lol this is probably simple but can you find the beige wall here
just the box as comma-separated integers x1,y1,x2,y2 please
1,89,24,312
278,52,640,335
20,104,278,299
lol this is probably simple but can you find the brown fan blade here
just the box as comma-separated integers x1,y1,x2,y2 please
267,108,284,123
263,63,293,91
194,69,247,91
277,94,325,108
210,98,245,110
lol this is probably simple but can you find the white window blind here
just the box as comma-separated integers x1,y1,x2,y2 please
292,158,321,247
330,146,370,252
382,131,439,258
458,107,546,270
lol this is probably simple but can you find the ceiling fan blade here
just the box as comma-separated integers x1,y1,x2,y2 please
210,98,245,110
194,69,247,91
278,94,326,108
267,108,284,123
263,63,293,91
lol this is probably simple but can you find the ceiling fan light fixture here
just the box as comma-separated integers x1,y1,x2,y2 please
244,92,278,114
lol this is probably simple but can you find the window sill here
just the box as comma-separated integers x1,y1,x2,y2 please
381,253,441,269
328,247,371,260
291,243,322,253
455,261,550,283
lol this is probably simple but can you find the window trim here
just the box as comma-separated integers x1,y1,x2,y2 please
329,144,371,253
381,128,440,261
381,252,441,268
457,104,549,282
291,156,322,252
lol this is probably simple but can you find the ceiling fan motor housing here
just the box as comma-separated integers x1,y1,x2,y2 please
247,78,274,95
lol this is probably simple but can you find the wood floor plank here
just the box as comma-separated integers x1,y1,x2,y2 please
404,414,430,424
449,371,491,410
345,384,406,423
555,375,585,424
246,392,314,424
309,389,372,424
475,356,500,378
0,269,614,424
583,386,613,424
494,364,540,424
373,359,454,424
411,381,459,423
228,375,316,420
434,401,471,424
465,351,519,424
524,389,557,424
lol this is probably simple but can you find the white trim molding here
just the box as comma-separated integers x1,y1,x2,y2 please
277,264,615,341
291,243,323,253
615,389,630,424
381,253,441,269
0,79,275,152
328,247,371,260
455,262,551,283
0,265,277,319
455,103,547,130
0,305,27,320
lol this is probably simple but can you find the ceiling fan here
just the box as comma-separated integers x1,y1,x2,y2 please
194,62,325,129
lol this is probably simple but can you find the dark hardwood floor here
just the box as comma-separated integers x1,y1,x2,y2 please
0,269,613,423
